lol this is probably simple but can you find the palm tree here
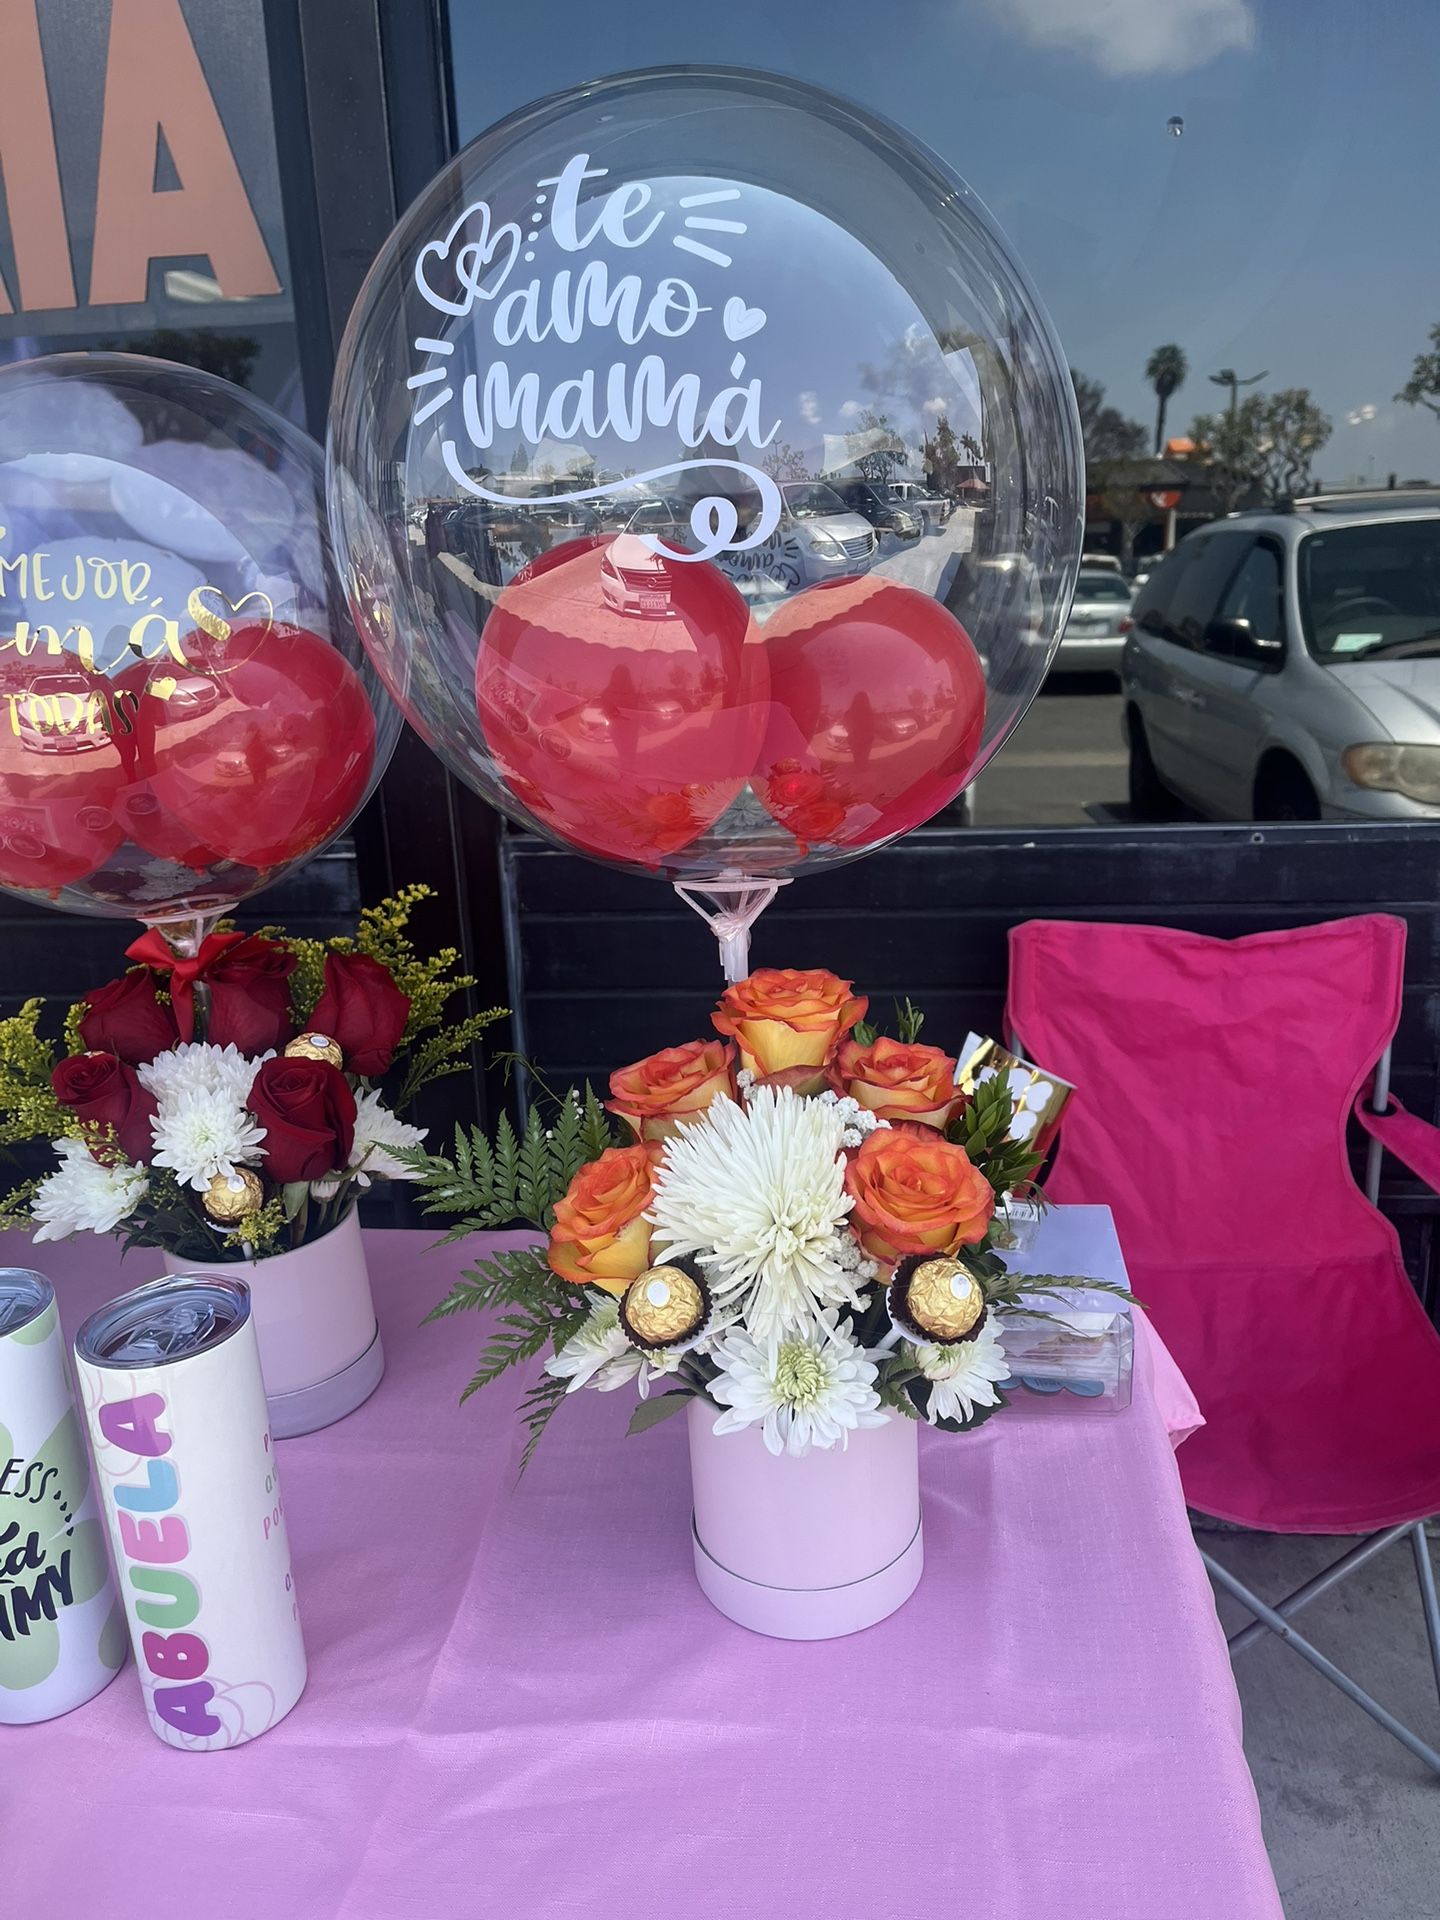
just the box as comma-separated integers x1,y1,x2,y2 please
1145,344,1189,454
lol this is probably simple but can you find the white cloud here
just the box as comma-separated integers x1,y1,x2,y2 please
981,0,1255,76
799,390,822,426
839,399,862,418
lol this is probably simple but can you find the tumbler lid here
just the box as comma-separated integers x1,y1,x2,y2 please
0,1268,54,1339
75,1274,250,1370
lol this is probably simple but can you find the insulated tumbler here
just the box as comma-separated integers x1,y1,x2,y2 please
74,1272,306,1749
0,1266,125,1723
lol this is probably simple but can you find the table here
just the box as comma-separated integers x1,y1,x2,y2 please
1,1207,1284,1920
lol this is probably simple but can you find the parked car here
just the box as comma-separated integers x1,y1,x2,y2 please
1121,492,1440,821
600,532,674,618
831,479,921,542
889,481,950,531
621,484,877,591
529,500,601,539
1081,551,1124,574
1054,567,1134,674
441,498,545,583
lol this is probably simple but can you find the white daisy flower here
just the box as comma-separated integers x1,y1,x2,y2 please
139,1042,264,1108
32,1138,147,1242
149,1084,267,1192
708,1313,888,1457
912,1318,1011,1426
348,1087,427,1185
649,1084,862,1342
545,1299,692,1398
545,1300,644,1394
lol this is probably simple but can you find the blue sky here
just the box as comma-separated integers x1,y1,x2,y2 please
447,0,1440,485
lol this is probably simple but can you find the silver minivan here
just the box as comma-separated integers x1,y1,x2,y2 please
1121,494,1440,821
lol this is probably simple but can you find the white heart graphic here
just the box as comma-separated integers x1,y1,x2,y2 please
414,200,521,317
723,296,767,342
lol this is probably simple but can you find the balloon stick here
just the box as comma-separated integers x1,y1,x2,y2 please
674,873,789,985
135,905,234,960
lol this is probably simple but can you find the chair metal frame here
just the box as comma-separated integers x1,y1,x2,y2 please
1196,1044,1440,1774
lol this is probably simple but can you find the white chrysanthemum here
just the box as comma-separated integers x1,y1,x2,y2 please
545,1299,689,1397
708,1313,888,1457
149,1085,267,1191
545,1300,644,1394
139,1041,264,1108
348,1087,426,1185
912,1318,1011,1426
32,1138,147,1242
649,1084,861,1341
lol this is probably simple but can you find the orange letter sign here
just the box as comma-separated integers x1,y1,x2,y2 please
90,0,281,306
0,0,77,314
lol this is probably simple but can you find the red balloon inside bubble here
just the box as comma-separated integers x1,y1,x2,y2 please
754,576,987,852
0,658,130,892
476,536,767,868
126,622,377,872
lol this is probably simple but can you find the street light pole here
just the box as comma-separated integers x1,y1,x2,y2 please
1208,367,1268,416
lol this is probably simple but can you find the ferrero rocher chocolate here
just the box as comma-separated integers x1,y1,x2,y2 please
284,1032,343,1067
202,1167,264,1223
619,1261,710,1351
890,1255,986,1344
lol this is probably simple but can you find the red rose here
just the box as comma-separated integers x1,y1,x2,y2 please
52,1053,157,1162
204,936,298,1055
309,953,410,1077
78,971,178,1067
247,1056,357,1182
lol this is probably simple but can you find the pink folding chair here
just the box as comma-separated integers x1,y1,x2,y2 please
1008,912,1440,1773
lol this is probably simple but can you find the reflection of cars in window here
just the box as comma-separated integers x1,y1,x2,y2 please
625,500,682,537
617,486,881,593
600,531,676,618
442,498,546,584
831,479,921,541
1055,569,1134,674
889,481,950,531
769,482,878,584
530,501,601,538
1121,494,1440,821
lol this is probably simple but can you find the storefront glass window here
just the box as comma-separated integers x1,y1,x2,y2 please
0,0,301,415
445,3,1440,831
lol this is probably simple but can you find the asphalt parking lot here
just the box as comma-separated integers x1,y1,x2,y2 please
971,672,1128,828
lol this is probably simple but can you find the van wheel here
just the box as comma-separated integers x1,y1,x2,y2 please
1127,712,1180,820
1255,756,1320,821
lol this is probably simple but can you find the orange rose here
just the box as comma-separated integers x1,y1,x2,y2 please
833,1035,962,1130
844,1128,994,1267
712,967,867,1089
608,1038,737,1141
548,1145,656,1295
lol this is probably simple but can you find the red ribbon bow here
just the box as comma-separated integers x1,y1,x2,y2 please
125,929,248,1042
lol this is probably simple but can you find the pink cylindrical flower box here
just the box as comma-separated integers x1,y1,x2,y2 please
687,1399,924,1640
163,1207,382,1439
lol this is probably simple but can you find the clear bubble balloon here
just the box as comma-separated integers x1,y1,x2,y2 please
0,354,400,921
328,67,1083,887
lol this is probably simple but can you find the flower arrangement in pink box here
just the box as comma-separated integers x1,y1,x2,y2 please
417,967,1124,1461
0,887,501,1262
416,968,1123,1636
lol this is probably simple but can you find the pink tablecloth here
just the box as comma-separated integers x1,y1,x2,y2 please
1,1223,1282,1920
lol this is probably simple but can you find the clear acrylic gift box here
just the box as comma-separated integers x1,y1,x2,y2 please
1000,1288,1134,1413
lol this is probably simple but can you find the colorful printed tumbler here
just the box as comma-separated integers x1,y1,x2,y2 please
0,1267,126,1723
74,1273,306,1749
